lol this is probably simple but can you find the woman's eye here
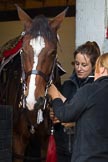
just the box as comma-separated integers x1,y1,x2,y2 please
75,61,79,65
82,63,87,67
75,61,88,67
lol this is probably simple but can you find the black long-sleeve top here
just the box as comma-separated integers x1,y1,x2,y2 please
52,76,108,162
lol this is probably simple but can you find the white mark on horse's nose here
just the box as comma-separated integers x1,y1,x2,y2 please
30,36,45,56
26,36,45,110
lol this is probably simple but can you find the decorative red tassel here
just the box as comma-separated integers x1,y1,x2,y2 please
105,27,108,39
46,127,57,162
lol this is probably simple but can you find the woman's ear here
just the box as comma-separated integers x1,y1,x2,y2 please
97,66,108,76
94,67,104,80
99,67,105,74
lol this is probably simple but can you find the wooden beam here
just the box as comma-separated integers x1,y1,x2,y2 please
0,5,75,22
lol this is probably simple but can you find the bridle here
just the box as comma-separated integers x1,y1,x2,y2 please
20,48,57,110
19,47,57,136
19,29,62,138
26,69,49,82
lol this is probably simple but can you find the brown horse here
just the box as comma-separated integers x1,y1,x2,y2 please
0,5,67,162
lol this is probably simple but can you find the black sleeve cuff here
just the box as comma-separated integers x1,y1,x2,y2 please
52,98,64,109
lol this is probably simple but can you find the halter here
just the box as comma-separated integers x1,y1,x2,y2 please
43,55,57,110
26,70,49,82
19,30,63,130
20,48,57,110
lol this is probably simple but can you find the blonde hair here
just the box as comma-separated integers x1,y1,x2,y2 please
95,53,108,73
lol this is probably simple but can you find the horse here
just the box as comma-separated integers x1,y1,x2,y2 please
0,5,67,162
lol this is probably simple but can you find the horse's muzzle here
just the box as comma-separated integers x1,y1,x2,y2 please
34,97,45,110
34,95,51,110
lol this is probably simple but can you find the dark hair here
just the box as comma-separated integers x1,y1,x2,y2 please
73,41,101,69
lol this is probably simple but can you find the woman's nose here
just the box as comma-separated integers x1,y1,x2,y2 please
77,64,82,70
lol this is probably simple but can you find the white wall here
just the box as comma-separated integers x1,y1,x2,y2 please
76,0,105,53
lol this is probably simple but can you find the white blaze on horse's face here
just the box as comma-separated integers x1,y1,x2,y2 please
26,36,45,110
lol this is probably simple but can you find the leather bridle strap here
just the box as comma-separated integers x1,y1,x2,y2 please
26,70,49,82
43,57,57,110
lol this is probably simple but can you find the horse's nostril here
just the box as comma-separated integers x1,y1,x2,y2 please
34,97,45,110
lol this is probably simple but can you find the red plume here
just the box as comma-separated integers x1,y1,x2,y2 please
46,126,58,162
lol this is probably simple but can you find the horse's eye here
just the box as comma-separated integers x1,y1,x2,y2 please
47,49,56,58
51,51,56,57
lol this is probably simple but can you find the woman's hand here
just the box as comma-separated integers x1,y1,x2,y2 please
61,122,76,128
50,108,75,127
50,108,60,124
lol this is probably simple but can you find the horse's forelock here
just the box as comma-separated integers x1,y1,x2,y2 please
29,15,57,44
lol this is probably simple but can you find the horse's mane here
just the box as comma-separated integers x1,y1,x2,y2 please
28,15,57,44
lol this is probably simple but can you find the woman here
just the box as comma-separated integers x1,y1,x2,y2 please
50,41,101,162
48,53,108,162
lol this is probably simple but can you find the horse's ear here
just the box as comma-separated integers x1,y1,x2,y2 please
15,4,32,32
49,7,69,31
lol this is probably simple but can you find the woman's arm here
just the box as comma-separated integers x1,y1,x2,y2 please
48,84,67,102
48,84,89,122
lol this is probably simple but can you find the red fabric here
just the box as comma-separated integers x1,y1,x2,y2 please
106,27,108,39
46,134,58,162
3,38,23,58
